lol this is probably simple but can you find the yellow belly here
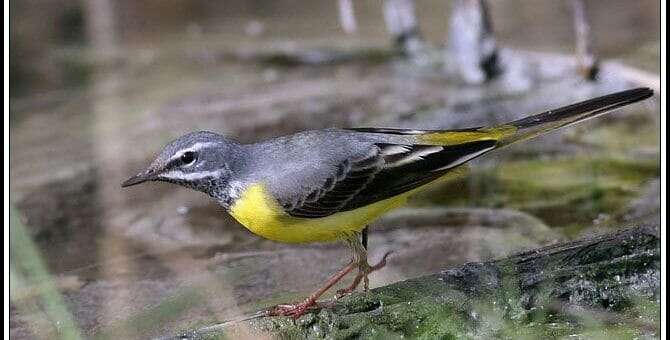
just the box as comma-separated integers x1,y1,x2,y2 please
229,168,467,243
229,183,407,243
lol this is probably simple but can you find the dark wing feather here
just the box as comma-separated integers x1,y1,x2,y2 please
285,139,497,219
341,139,497,210
285,149,383,218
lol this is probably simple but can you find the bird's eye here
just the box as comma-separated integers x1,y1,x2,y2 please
181,151,197,165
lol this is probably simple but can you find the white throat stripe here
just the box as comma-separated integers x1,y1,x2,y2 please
162,169,224,181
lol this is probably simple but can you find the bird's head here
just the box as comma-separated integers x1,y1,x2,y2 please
121,131,241,193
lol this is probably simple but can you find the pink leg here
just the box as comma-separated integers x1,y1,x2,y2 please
265,261,357,319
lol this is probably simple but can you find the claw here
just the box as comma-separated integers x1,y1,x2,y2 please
265,299,314,319
335,286,356,298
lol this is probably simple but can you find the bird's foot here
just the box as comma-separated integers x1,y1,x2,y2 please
336,251,392,298
265,298,314,319
265,261,358,319
265,299,336,319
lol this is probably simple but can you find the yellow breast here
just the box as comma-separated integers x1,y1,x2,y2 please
229,183,407,243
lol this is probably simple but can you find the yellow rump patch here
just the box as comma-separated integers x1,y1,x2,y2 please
419,125,517,145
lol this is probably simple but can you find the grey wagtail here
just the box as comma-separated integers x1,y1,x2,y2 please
122,87,653,317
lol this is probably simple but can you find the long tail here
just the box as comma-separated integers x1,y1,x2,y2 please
496,87,654,148
416,87,654,147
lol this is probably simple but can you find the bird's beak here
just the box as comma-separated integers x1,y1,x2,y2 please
121,170,155,188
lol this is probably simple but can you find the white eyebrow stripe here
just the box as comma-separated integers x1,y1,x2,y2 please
166,142,219,163
189,142,219,151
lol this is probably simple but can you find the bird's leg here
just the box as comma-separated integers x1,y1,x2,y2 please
336,228,391,298
362,225,368,250
264,228,389,318
265,260,357,318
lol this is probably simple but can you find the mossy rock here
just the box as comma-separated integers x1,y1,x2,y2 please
177,225,659,339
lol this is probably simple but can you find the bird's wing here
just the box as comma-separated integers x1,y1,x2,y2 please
282,139,497,218
279,146,383,218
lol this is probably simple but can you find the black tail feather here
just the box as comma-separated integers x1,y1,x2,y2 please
500,87,654,147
